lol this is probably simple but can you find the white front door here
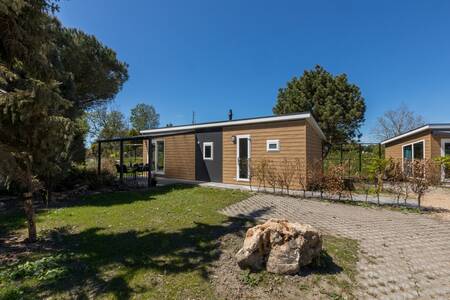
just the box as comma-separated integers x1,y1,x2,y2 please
236,135,251,181
442,139,450,181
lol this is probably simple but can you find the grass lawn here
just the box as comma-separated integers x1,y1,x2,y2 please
0,185,359,299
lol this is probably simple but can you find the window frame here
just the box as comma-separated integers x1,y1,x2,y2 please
149,138,165,175
266,139,280,152
402,140,425,173
203,142,214,160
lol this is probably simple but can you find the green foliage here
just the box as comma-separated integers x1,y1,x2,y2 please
273,65,366,144
0,0,128,190
240,270,263,287
366,157,389,181
130,103,160,132
435,156,450,168
366,157,390,204
86,106,129,141
0,0,128,240
56,164,116,191
1,254,70,282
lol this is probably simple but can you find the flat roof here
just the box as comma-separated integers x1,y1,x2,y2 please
140,112,327,140
381,123,450,145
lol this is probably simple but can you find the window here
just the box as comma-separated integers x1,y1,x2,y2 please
203,142,213,160
150,139,165,174
266,140,280,152
403,141,424,175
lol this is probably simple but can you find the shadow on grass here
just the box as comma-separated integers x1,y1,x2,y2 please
73,184,197,207
0,185,198,244
299,250,343,276
2,206,270,299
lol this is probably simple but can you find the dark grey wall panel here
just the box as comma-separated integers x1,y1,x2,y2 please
195,128,223,182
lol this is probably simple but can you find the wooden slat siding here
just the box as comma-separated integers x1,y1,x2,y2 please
164,134,196,180
141,133,196,180
431,135,442,158
222,120,307,189
306,121,323,185
384,130,433,162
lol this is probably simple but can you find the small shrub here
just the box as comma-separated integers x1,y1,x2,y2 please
240,270,263,287
266,160,279,193
325,165,346,201
308,160,327,199
278,158,296,195
366,157,390,205
253,158,268,191
295,158,308,198
56,163,116,191
409,159,441,208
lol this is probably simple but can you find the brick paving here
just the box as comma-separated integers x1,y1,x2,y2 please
221,194,450,299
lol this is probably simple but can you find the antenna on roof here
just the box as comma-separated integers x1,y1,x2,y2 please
192,111,196,124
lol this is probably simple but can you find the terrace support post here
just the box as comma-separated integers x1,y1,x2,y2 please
378,143,382,159
97,141,102,175
119,140,124,184
147,137,153,188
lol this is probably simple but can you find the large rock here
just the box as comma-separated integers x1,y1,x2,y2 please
236,219,322,275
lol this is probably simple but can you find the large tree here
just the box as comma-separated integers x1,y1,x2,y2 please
86,106,129,140
372,104,425,141
273,65,366,144
0,0,128,241
130,103,160,132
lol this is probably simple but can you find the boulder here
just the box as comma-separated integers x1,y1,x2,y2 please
236,219,322,275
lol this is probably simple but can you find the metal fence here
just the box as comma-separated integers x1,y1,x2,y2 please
95,136,154,188
323,143,383,177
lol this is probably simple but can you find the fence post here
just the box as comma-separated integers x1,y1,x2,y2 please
119,140,124,184
359,144,363,173
97,141,102,175
147,138,153,188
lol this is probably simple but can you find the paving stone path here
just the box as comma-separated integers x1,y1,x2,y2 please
221,194,450,299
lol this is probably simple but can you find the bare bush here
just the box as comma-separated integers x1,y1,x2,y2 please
266,160,279,193
253,159,268,191
295,158,308,198
325,165,346,201
409,159,441,208
278,158,296,195
386,160,407,205
308,160,326,199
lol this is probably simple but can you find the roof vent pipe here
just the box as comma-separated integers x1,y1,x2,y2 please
228,109,233,121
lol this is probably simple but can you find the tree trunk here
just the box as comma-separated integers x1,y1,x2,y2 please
418,194,421,208
23,192,37,242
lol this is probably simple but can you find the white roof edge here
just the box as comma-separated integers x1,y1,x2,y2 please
141,113,326,140
381,124,450,145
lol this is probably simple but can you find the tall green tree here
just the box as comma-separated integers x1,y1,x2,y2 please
273,65,366,145
0,0,128,241
99,110,129,140
86,106,129,140
130,103,160,132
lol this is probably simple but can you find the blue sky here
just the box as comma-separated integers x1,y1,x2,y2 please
57,0,450,142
